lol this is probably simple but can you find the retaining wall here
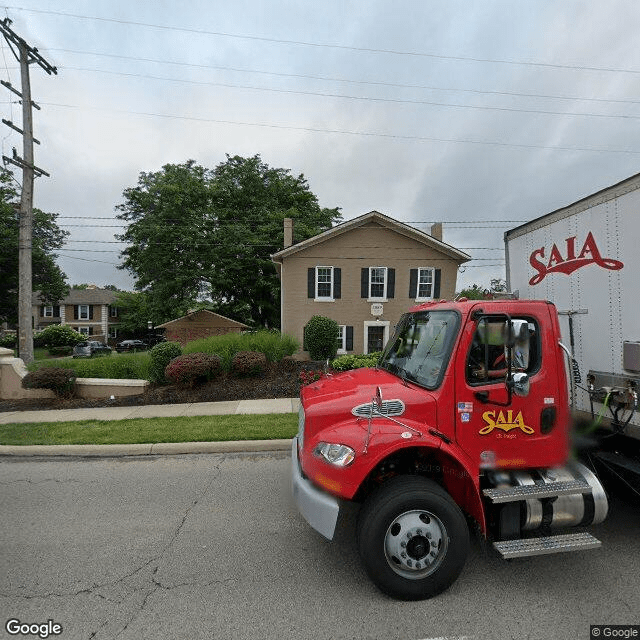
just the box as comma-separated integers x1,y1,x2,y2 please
0,348,148,400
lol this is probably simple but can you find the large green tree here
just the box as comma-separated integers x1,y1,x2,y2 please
116,155,341,328
112,290,155,334
0,168,69,325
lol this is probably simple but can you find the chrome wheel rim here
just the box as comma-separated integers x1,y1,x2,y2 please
384,509,448,580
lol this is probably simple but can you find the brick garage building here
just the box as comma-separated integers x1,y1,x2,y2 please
156,310,248,346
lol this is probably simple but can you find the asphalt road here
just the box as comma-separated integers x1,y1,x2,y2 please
1,453,639,640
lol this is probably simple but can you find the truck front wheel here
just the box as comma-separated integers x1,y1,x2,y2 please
357,476,469,600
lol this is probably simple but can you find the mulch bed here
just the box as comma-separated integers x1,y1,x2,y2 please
0,359,325,413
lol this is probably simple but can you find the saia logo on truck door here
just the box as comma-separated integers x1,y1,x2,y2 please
528,231,623,285
480,410,534,435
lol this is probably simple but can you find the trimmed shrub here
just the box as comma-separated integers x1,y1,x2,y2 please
331,352,381,372
304,316,340,361
34,325,85,348
148,341,182,383
22,367,76,397
30,352,151,380
0,334,17,348
231,350,267,377
165,353,222,387
183,330,299,368
48,345,73,357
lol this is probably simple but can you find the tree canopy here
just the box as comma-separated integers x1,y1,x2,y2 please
116,155,342,328
0,168,69,325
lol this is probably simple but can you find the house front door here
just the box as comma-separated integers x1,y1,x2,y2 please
365,324,386,354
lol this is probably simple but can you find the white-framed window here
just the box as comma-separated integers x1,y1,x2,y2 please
364,321,390,354
77,326,90,336
369,267,387,300
110,306,118,318
416,267,435,301
336,325,346,354
43,306,54,317
109,327,118,339
315,266,334,300
78,305,90,320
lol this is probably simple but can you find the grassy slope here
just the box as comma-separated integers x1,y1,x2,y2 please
0,413,298,446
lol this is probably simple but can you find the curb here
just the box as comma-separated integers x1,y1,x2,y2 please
0,439,294,458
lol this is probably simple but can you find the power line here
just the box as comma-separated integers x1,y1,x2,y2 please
57,216,527,222
9,6,640,75
45,49,640,106
65,240,505,251
38,103,640,155
57,252,119,265
62,66,640,121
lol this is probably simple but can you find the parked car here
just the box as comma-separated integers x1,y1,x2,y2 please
115,339,148,353
73,341,112,358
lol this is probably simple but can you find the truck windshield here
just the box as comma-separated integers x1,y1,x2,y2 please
379,310,459,389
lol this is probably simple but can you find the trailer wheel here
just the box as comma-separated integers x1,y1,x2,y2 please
357,476,469,600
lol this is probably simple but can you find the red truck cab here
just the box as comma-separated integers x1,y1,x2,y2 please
292,299,608,600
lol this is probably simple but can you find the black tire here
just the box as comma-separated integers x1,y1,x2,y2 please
357,475,469,600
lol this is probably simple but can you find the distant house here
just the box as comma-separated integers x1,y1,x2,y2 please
32,285,120,343
156,309,248,346
271,211,471,356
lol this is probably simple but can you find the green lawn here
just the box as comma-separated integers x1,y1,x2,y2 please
0,413,298,446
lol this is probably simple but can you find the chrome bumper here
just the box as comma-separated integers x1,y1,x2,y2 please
291,437,340,541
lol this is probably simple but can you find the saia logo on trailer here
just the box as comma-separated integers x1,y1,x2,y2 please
528,231,623,285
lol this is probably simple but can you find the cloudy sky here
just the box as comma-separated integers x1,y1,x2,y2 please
2,0,639,293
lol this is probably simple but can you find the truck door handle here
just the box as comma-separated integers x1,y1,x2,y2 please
474,391,490,404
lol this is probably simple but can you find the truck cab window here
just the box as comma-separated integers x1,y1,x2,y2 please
379,310,459,389
466,317,539,385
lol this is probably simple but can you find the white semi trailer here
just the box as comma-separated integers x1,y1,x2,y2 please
505,172,640,490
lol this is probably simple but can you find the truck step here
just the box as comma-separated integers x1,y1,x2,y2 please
483,479,591,503
493,532,602,559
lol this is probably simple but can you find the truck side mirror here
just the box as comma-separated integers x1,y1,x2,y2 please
509,372,530,397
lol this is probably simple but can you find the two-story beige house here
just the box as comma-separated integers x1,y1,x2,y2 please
32,286,120,343
271,211,470,357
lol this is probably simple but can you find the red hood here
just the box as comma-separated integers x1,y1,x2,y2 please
300,367,438,437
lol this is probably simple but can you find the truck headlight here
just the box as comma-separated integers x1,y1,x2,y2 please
313,443,355,467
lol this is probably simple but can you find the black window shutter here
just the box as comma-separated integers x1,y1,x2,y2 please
346,326,353,351
89,326,93,336
307,268,315,298
54,305,60,317
334,268,341,299
434,269,442,298
74,305,79,320
40,305,44,317
361,268,369,298
409,269,418,298
89,306,94,320
387,268,395,299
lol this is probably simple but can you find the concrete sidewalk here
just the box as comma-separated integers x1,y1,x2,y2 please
0,397,299,457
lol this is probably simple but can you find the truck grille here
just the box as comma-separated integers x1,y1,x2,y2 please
351,400,405,418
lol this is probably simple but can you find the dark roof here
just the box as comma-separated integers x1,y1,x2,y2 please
271,210,471,263
33,287,119,306
156,309,249,328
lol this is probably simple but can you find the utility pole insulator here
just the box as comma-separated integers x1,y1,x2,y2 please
2,119,40,144
0,80,41,109
2,151,50,177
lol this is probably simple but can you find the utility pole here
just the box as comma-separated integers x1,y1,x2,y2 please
1,18,56,363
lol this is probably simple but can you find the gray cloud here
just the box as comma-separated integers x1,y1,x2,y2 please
2,0,638,293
